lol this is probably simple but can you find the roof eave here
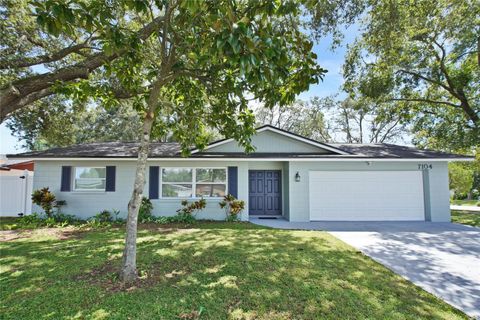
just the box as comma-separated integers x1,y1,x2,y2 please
7,156,474,161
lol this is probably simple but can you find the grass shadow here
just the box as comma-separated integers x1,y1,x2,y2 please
0,222,468,319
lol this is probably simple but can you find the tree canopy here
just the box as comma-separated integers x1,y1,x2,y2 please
255,97,331,142
255,96,406,144
5,100,142,150
343,0,479,150
14,0,326,282
2,0,325,149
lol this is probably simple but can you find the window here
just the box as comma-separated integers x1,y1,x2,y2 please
161,168,193,198
74,167,106,191
161,168,227,198
195,168,226,197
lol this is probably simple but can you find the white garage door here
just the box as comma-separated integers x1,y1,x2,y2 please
309,171,425,221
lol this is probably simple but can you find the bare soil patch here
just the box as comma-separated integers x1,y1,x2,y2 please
73,259,179,292
0,227,86,242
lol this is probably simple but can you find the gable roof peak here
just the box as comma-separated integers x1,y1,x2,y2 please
191,124,350,155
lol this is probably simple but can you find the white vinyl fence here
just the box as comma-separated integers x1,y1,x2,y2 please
0,169,34,217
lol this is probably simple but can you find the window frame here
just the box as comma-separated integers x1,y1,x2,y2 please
160,167,228,199
72,166,107,192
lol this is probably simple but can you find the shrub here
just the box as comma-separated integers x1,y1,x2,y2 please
138,197,154,222
176,198,206,222
93,210,114,223
52,212,78,224
170,213,196,224
10,210,121,230
81,219,108,229
17,213,44,228
219,194,245,221
54,200,67,214
44,217,57,227
153,216,172,224
87,209,123,226
14,212,75,229
31,187,56,217
112,209,122,221
152,215,196,224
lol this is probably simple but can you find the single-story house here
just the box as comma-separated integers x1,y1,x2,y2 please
8,125,472,222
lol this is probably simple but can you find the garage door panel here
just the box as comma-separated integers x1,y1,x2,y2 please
309,171,425,221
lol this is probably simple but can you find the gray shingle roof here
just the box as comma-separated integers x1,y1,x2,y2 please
8,141,471,159
329,143,470,159
10,142,182,158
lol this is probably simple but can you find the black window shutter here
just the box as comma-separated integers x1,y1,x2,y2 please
60,166,72,192
105,166,116,192
228,166,238,198
149,166,159,199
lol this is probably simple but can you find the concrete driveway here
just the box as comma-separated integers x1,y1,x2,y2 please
251,218,480,319
451,205,480,212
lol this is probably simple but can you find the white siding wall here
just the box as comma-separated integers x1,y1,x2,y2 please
33,159,451,222
145,161,250,221
426,162,450,222
33,161,136,219
33,160,284,221
208,130,329,153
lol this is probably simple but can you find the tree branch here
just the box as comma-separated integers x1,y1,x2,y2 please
0,43,92,69
0,15,166,121
390,97,460,108
0,87,53,122
396,69,452,93
430,38,479,123
379,118,401,143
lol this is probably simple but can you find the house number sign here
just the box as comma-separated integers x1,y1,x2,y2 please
418,164,433,170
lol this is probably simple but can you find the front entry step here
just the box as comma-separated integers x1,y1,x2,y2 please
250,214,283,219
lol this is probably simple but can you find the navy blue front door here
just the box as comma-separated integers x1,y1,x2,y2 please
249,170,281,215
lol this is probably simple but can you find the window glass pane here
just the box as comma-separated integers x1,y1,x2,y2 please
195,184,226,197
162,184,192,197
75,167,106,179
162,168,192,182
196,169,226,182
74,179,106,190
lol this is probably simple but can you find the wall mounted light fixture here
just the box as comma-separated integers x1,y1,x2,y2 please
295,172,301,182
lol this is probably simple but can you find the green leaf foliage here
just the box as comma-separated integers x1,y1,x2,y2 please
342,0,480,151
25,0,325,153
5,99,142,150
449,163,475,198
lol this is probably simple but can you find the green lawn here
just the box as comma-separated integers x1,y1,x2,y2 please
0,217,24,230
452,210,480,227
450,199,479,206
0,222,467,319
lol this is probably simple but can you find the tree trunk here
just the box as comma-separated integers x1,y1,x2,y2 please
457,92,479,125
120,82,163,283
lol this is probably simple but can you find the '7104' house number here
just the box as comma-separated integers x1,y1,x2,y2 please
418,164,433,170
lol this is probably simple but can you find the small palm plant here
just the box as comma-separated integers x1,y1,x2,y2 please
219,194,245,222
31,187,56,218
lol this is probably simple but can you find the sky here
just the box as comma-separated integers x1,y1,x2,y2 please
0,27,358,155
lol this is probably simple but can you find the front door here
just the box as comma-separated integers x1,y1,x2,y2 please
249,170,281,215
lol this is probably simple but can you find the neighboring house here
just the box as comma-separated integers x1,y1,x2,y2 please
0,155,34,171
4,160,34,171
7,125,472,222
